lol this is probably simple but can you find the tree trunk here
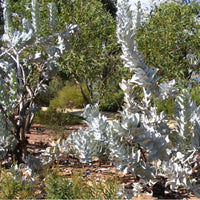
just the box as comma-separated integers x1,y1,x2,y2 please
14,124,27,163
71,73,90,104
14,102,28,162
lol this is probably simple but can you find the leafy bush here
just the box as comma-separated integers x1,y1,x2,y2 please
0,168,35,199
45,169,74,199
90,176,119,199
45,168,119,199
50,82,89,109
191,85,200,106
0,0,78,161
99,90,124,112
34,107,83,126
156,97,175,117
0,163,119,200
52,1,200,198
135,1,200,83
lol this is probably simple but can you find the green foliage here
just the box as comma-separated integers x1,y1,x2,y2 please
34,107,83,126
45,169,74,199
136,1,200,83
48,75,124,112
0,168,35,199
99,90,124,111
57,0,128,104
0,166,119,200
90,176,119,199
50,82,89,109
45,168,119,199
156,97,175,117
191,85,200,106
35,74,67,106
6,0,31,32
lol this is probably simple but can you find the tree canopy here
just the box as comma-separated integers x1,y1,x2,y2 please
136,1,200,83
100,0,117,18
56,0,127,106
6,0,127,110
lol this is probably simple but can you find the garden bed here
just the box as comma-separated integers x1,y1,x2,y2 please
24,115,199,199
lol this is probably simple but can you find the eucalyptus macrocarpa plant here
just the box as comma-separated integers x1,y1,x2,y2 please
47,0,200,197
111,0,200,195
0,0,78,161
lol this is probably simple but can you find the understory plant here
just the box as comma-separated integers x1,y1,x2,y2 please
0,164,119,199
40,0,200,198
0,165,36,199
45,168,119,199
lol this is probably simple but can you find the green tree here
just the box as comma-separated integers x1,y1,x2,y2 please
57,0,127,108
136,1,200,83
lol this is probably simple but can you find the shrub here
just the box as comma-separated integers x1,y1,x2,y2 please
191,85,200,106
50,82,89,109
45,168,119,199
0,168,35,199
45,169,74,199
50,81,124,112
156,97,175,117
0,0,78,162
99,90,124,112
90,176,119,199
57,1,200,198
